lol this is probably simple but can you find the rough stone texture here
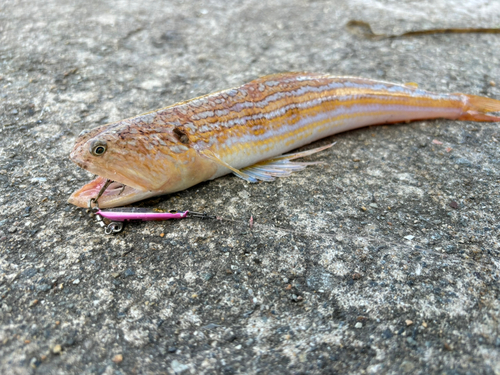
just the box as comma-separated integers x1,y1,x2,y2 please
1,0,500,374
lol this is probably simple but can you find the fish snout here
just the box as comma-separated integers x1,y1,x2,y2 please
69,144,91,169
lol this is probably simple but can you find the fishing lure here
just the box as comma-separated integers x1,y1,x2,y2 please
92,206,213,234
88,182,214,233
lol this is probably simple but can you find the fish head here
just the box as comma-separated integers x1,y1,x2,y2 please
68,118,216,208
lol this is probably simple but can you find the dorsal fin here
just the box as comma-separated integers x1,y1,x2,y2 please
404,82,419,88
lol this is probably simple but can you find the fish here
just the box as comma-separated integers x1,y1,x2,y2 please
68,72,500,208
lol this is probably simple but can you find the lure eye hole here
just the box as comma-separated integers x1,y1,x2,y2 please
90,140,107,156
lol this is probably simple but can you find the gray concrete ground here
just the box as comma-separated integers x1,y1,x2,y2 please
1,0,500,374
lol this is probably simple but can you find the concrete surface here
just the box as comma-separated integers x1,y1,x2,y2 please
1,0,500,374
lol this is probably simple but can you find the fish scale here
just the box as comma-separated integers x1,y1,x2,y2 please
68,72,500,208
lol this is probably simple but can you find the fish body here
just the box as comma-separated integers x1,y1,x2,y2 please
69,72,500,208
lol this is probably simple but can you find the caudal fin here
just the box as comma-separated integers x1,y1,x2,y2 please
458,94,500,122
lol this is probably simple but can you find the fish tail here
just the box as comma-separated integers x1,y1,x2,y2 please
458,94,500,122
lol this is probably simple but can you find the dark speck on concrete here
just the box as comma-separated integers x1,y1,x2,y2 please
36,283,52,293
201,272,214,281
406,337,417,346
454,158,473,167
124,268,135,277
382,328,393,339
22,267,37,278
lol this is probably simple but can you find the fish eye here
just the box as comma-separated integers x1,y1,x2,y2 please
90,140,107,156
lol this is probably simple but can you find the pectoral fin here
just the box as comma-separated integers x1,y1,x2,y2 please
241,142,335,181
201,143,335,183
200,149,258,183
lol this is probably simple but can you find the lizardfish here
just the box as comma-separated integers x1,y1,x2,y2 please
68,72,500,208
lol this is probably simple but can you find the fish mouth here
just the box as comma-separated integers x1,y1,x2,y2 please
68,176,157,208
